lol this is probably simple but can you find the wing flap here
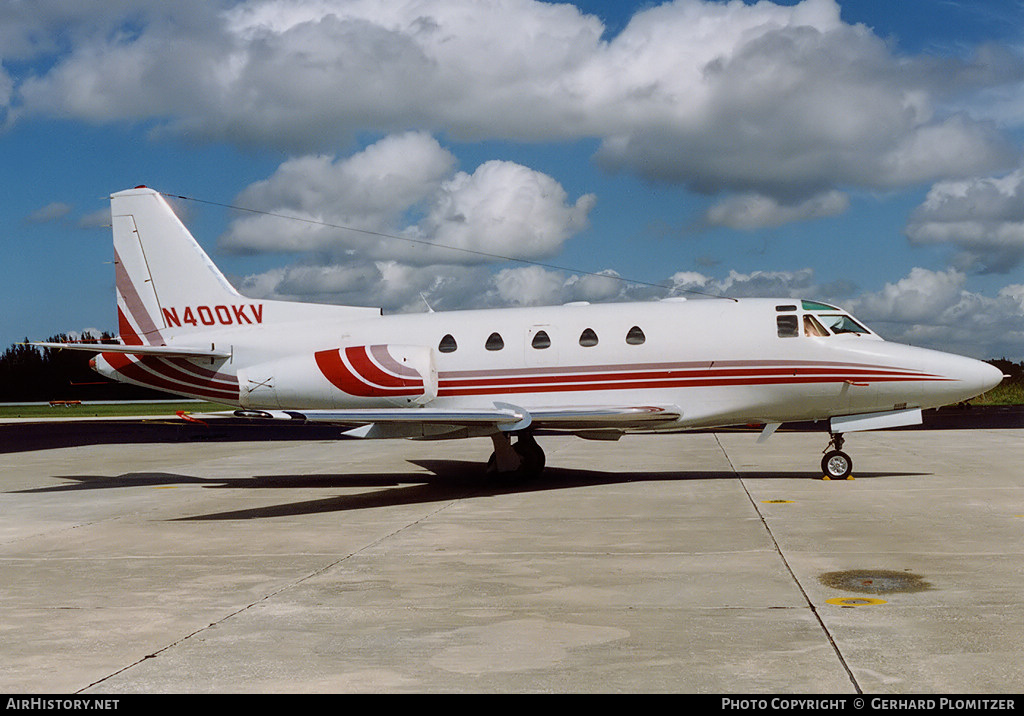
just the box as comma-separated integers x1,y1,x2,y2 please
528,405,681,429
230,406,528,426
220,404,681,432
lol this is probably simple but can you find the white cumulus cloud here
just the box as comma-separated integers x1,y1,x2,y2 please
905,168,1024,272
221,132,596,264
847,267,1024,358
704,190,849,230
8,0,1021,201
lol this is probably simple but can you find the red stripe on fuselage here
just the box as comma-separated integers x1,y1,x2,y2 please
437,373,945,397
438,365,932,390
145,357,238,392
434,361,947,397
165,358,232,382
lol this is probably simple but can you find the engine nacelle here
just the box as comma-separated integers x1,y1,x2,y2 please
239,344,437,409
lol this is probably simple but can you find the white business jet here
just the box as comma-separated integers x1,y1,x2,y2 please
37,187,1003,479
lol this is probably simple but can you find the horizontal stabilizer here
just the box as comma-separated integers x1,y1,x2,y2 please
30,342,232,359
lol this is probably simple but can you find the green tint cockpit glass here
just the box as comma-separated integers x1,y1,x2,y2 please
801,300,837,311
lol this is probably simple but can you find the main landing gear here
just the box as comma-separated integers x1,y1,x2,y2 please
821,432,853,480
487,430,546,480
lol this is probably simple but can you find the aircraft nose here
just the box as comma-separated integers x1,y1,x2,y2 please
845,342,1003,410
978,360,1005,394
949,356,1003,399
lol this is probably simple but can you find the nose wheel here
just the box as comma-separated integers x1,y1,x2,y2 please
821,432,853,480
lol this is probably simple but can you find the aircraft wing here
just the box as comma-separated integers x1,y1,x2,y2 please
29,342,232,359
218,403,682,437
523,404,681,429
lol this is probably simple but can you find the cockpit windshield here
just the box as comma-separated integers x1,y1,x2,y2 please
817,314,870,335
778,301,877,339
803,315,829,337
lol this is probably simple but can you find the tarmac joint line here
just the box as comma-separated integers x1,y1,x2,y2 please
713,434,863,695
78,497,463,693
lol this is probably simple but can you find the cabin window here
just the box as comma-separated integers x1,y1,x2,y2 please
485,332,505,351
531,330,551,349
625,326,646,345
775,305,797,312
579,328,599,347
803,315,829,337
438,334,458,353
777,315,799,338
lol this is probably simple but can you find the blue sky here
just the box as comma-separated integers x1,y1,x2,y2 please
3,0,1024,360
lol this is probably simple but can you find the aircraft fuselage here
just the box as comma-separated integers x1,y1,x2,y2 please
93,296,1001,432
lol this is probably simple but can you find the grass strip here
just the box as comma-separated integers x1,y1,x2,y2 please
0,401,233,419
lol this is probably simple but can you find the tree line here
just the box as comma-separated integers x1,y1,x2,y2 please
0,334,173,402
988,358,1024,385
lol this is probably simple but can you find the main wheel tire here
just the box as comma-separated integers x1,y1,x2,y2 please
486,439,545,481
514,437,545,477
821,450,853,480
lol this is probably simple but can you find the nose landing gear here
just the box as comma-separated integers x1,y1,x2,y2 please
821,432,853,480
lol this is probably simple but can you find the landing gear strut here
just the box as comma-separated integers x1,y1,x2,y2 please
821,432,853,480
487,431,546,480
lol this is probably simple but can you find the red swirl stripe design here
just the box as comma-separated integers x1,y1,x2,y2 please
102,352,239,402
315,346,425,397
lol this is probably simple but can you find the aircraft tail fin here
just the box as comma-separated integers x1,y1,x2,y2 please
112,187,241,346
110,186,381,347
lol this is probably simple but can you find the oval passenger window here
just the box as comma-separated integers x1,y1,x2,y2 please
438,334,457,353
532,330,551,349
485,332,505,351
626,326,645,345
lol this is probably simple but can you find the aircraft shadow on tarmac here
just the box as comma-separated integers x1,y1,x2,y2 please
19,460,928,521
